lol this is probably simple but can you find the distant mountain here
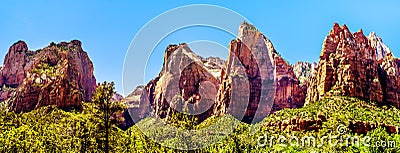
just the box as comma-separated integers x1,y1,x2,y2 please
293,61,316,86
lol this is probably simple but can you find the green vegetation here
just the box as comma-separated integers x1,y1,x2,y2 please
0,95,399,152
31,62,58,78
59,45,78,52
261,96,400,152
91,81,125,152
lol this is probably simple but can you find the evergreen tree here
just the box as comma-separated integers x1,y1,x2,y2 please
91,81,125,153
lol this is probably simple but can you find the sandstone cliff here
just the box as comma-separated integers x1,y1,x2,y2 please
378,53,400,108
1,40,96,113
214,21,308,123
306,23,400,108
125,44,224,123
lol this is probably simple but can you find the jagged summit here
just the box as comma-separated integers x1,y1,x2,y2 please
9,40,28,53
327,23,391,60
239,21,258,31
217,22,308,123
368,31,392,59
307,23,400,109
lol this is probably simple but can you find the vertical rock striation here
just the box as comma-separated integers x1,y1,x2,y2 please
2,40,96,113
307,23,400,109
214,21,308,123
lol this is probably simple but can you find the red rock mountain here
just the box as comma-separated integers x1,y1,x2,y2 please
306,23,400,108
1,40,96,113
126,22,310,124
126,22,400,126
126,44,223,123
213,22,307,123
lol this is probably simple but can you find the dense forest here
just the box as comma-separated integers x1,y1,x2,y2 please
0,83,399,152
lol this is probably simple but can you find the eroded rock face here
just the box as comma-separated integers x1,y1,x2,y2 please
214,22,307,124
127,44,223,123
306,23,383,104
273,57,308,111
1,41,34,88
368,32,391,60
306,23,400,108
378,53,400,108
4,40,96,113
263,113,326,132
348,120,399,135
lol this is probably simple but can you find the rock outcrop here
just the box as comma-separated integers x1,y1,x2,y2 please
112,93,124,102
307,23,383,104
213,22,309,123
1,41,34,88
348,120,399,134
263,112,327,132
378,52,400,108
306,23,400,109
127,44,223,123
2,40,96,113
368,32,391,60
123,85,146,123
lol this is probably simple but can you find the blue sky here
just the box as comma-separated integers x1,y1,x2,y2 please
1,0,400,96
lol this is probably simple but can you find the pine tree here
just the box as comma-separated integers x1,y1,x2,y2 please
91,81,125,153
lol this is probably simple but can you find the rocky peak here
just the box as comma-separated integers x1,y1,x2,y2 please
368,32,392,59
238,21,259,40
1,40,33,87
214,22,307,124
9,40,28,52
353,29,368,44
126,43,222,123
330,23,352,40
306,23,400,107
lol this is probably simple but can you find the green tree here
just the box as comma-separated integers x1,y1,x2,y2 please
91,81,125,153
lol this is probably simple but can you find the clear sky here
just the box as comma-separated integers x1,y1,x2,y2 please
1,0,400,96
